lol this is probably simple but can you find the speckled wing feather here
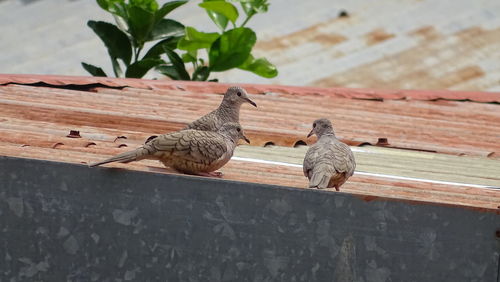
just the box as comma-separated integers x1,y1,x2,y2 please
185,110,219,131
303,136,356,189
150,130,230,173
330,141,356,177
90,130,231,174
303,143,321,178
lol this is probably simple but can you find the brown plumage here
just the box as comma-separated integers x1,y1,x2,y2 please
303,118,356,190
185,86,257,131
90,123,250,176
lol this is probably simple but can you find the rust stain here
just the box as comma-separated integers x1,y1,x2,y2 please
313,27,500,92
455,26,485,39
365,28,395,45
437,66,485,89
353,192,500,215
408,26,440,41
361,195,379,202
256,18,347,50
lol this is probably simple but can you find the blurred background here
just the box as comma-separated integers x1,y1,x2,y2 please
1,0,500,91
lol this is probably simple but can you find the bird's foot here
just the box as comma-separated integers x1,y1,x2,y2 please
196,171,224,178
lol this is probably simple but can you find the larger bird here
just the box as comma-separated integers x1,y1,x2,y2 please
303,118,356,190
90,123,249,177
144,86,256,144
185,86,257,131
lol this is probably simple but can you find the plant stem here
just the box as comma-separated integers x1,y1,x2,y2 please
241,13,254,27
134,46,143,63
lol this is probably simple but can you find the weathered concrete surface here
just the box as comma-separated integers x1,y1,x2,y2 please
0,156,499,282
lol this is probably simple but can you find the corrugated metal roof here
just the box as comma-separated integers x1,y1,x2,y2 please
2,74,500,103
2,0,500,91
1,74,499,156
0,75,499,211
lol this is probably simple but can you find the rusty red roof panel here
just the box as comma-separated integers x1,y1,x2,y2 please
1,74,499,103
0,75,499,211
1,78,498,157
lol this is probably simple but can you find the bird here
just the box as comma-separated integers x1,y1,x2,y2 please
303,118,356,191
144,86,256,145
89,122,250,177
185,86,257,131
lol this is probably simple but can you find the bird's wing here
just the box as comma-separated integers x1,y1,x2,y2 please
185,110,219,131
152,130,227,164
303,144,322,178
331,141,356,176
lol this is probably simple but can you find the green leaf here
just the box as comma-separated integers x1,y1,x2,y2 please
238,54,277,78
142,37,181,59
156,65,181,80
87,21,132,65
97,0,127,18
155,0,188,22
199,1,239,26
163,47,190,80
148,19,185,41
178,27,219,53
182,52,197,63
209,27,256,71
127,6,156,46
81,62,107,77
113,14,130,33
192,66,210,81
125,58,164,78
130,0,158,12
199,0,228,31
238,0,269,15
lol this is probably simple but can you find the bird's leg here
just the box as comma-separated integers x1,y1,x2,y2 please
334,185,340,191
196,171,224,178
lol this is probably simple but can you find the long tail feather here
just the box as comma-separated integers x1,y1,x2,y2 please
308,168,331,189
89,147,149,167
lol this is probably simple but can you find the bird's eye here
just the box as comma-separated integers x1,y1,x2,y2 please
313,123,316,128
237,92,242,96
236,127,241,132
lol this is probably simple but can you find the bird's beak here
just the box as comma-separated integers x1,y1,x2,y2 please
245,98,257,107
243,135,251,144
307,129,314,138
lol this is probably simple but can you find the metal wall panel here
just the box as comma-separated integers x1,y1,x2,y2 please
1,156,499,281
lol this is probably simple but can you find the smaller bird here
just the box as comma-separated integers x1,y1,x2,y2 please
89,122,250,177
303,118,356,190
185,86,257,131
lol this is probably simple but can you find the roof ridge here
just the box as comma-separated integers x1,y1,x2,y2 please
1,74,499,103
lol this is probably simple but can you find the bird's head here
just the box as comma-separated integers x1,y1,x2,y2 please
219,122,250,144
223,86,257,107
307,118,335,138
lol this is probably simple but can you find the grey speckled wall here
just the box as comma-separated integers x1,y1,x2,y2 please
0,156,499,282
